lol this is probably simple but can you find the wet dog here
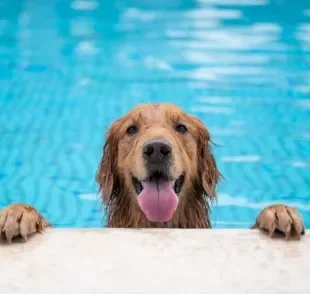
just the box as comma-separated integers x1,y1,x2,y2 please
0,103,305,242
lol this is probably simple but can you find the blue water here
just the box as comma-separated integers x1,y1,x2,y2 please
0,0,309,228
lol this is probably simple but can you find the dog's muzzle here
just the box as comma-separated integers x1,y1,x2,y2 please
132,139,185,223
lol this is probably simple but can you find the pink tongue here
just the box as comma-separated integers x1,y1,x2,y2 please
137,179,179,222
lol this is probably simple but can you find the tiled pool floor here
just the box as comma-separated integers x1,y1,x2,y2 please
0,0,309,228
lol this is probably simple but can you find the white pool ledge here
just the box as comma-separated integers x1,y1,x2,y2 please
1,229,309,294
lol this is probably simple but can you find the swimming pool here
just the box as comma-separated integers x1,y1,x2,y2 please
0,0,309,229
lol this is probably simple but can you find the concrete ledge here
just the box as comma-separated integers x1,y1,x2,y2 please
1,229,309,294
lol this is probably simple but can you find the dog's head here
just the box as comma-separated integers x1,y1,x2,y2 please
97,103,220,223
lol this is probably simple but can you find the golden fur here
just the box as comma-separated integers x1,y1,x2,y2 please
96,103,220,228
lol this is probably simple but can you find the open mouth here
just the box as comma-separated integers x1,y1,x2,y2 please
132,172,185,196
132,172,184,223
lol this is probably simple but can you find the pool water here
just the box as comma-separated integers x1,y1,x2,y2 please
0,0,309,228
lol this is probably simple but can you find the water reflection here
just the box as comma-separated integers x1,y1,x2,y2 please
0,0,309,228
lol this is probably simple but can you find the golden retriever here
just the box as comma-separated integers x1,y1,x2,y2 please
0,103,305,243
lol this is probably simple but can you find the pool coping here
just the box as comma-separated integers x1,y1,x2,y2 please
1,228,309,293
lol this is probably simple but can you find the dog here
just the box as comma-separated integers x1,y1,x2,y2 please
0,103,305,243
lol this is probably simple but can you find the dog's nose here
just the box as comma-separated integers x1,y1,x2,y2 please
143,139,172,162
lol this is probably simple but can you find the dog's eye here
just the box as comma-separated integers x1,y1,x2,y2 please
126,125,138,135
175,124,188,134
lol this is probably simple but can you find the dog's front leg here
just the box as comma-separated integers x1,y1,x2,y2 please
0,204,50,243
251,204,305,240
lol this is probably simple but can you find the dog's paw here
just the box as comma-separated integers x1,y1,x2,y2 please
0,204,50,243
251,204,305,240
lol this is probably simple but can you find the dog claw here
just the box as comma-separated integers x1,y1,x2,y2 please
0,204,50,244
252,204,305,240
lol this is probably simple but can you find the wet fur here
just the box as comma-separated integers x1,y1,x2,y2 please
96,103,221,228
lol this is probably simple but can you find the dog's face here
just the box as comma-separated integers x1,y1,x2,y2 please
97,103,220,223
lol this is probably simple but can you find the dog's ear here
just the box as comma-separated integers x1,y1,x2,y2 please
191,116,221,198
96,122,120,203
